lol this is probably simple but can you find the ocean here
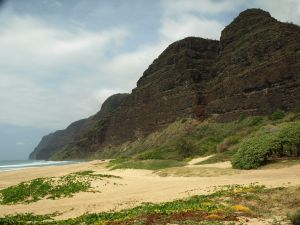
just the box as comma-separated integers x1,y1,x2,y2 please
0,160,80,172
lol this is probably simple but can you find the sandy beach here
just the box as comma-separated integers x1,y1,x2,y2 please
0,159,299,220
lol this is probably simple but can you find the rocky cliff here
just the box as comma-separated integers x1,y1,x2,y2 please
29,93,129,159
206,9,300,120
30,9,300,160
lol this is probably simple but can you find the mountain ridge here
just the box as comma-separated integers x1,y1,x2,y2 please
30,8,300,160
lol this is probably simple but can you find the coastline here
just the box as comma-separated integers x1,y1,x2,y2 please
0,159,299,220
0,160,83,173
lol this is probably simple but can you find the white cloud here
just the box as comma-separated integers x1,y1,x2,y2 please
248,0,300,24
0,73,92,128
161,0,300,43
101,43,168,89
0,0,299,131
160,0,228,42
0,14,128,73
93,89,121,107
0,11,166,130
0,13,130,129
163,0,240,15
160,14,223,41
164,0,300,25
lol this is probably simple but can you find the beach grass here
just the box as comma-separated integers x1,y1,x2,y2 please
107,159,186,170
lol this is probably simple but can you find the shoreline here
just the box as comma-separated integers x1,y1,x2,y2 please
0,160,85,173
0,159,299,220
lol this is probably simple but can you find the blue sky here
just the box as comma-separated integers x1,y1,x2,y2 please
0,0,299,160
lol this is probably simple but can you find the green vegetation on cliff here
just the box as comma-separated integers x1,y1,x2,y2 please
104,111,300,170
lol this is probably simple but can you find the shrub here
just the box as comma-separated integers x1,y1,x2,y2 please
275,121,300,156
232,121,300,169
231,133,279,169
269,110,285,121
176,137,197,158
217,136,240,153
247,116,264,126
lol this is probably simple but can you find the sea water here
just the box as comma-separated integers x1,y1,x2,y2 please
0,160,79,172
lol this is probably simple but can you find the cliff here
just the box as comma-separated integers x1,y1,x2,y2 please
29,93,129,159
30,9,300,160
206,9,300,120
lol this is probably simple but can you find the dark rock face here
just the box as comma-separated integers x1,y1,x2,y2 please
29,94,129,159
205,8,300,120
29,119,89,159
30,9,300,160
101,37,219,145
65,37,219,156
94,94,129,119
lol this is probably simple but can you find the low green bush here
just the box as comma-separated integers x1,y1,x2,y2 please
231,133,279,169
275,122,300,156
176,137,198,158
217,136,240,153
197,137,221,154
247,116,264,126
232,121,300,169
269,110,285,121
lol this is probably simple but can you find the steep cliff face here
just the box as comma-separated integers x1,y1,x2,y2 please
67,37,219,156
205,9,300,120
29,119,89,159
30,93,129,159
30,9,300,160
100,37,219,145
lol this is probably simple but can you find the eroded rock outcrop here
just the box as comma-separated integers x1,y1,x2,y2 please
30,9,300,160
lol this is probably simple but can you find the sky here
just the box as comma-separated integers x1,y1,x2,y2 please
0,0,299,160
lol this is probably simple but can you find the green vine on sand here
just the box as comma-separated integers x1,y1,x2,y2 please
0,170,121,205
